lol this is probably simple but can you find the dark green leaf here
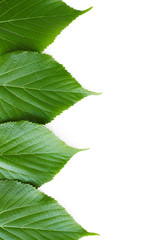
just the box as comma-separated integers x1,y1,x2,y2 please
0,0,90,55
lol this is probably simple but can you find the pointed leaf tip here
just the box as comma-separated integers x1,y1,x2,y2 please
81,7,94,15
86,231,100,237
76,148,90,153
87,90,103,96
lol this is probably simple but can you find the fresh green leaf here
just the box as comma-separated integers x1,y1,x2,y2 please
0,51,95,124
0,0,90,55
0,121,80,187
0,180,97,240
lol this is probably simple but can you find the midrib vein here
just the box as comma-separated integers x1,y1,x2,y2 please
0,14,76,24
0,226,82,234
0,85,83,93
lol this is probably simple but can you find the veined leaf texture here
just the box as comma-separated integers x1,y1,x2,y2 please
0,181,97,240
0,0,90,55
0,51,95,124
0,121,80,187
0,0,97,239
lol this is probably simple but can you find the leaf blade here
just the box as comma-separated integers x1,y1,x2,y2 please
0,121,80,187
0,180,96,240
0,0,88,55
0,51,94,124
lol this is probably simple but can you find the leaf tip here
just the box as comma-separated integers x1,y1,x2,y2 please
87,90,103,96
79,6,93,17
82,7,93,14
76,148,90,153
86,231,100,237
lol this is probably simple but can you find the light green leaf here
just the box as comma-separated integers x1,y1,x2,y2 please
0,0,90,55
0,121,80,187
0,51,96,124
0,181,97,240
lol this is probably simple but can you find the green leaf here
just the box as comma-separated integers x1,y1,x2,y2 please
0,180,97,240
0,0,90,55
0,51,95,124
0,121,80,187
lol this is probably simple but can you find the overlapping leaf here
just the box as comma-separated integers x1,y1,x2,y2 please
0,181,97,240
0,51,95,124
0,1,97,238
0,121,80,187
0,0,90,55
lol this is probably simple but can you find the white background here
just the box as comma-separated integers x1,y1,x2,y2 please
41,0,160,239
